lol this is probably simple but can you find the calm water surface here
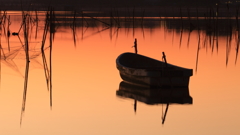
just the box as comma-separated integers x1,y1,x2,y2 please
0,11,240,135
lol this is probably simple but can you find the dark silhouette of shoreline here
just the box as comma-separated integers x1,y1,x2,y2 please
0,0,231,11
0,0,239,18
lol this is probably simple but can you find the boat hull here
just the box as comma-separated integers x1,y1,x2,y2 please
119,72,190,88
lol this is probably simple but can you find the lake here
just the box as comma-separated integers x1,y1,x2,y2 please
0,9,240,135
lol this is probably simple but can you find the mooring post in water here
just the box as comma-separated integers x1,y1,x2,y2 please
133,38,138,54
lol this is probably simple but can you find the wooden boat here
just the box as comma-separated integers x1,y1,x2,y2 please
116,81,193,104
116,52,193,88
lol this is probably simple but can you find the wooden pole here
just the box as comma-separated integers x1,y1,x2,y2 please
162,52,167,64
134,38,138,54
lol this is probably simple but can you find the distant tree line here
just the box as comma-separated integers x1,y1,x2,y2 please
0,0,223,11
30,0,220,8
159,0,220,7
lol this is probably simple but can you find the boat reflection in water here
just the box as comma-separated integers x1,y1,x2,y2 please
116,81,193,124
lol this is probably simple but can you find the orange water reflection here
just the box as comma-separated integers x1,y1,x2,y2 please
0,13,239,135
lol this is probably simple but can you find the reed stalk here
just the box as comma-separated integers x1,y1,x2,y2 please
215,5,219,53
186,6,192,47
236,7,240,64
124,8,127,27
209,8,213,49
195,32,201,73
6,15,11,51
0,11,7,60
179,7,183,47
132,7,135,37
2,11,7,38
110,9,114,27
187,30,191,48
49,8,54,107
226,30,232,66
20,11,31,126
50,9,56,41
41,8,53,108
116,8,120,27
41,10,50,50
82,11,90,27
195,8,201,73
236,8,239,31
0,10,2,85
35,10,39,39
71,10,77,47
141,25,145,39
235,37,239,64
226,4,233,66
82,11,109,27
41,10,50,91
187,7,191,28
212,7,217,51
110,8,120,27
140,8,145,28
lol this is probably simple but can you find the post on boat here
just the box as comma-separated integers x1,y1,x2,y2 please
162,52,167,64
133,38,138,54
134,99,137,113
133,38,138,112
161,51,172,124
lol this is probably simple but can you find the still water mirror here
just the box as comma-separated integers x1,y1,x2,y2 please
0,7,240,135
